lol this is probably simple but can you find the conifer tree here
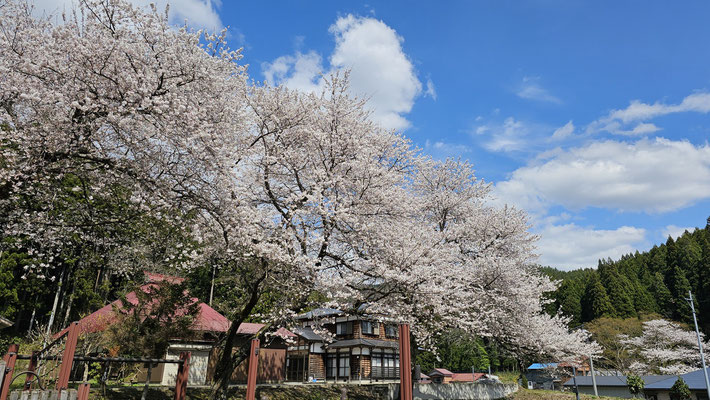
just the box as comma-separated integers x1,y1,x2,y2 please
650,272,674,319
669,266,692,323
582,275,615,321
600,266,636,318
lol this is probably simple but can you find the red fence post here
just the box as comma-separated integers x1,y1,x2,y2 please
399,324,412,400
56,321,80,392
23,351,38,391
77,382,90,400
246,339,260,400
174,352,190,400
1,344,19,400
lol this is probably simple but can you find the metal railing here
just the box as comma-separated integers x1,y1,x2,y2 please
371,366,400,379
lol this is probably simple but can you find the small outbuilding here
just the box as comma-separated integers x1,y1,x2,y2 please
643,368,710,400
563,374,672,398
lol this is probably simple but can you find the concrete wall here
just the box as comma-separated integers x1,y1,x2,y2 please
413,382,518,400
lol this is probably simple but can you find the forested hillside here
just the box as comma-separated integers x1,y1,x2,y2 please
544,217,710,333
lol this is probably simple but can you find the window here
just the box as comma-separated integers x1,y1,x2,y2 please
338,354,350,378
370,351,399,379
326,354,337,378
336,322,352,335
361,321,379,335
327,352,350,380
385,324,398,338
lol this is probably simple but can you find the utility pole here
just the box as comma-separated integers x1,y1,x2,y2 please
687,290,710,400
572,365,580,400
589,355,598,397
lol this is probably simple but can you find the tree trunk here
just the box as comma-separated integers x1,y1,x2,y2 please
45,265,66,337
141,363,152,400
62,280,77,328
212,271,266,399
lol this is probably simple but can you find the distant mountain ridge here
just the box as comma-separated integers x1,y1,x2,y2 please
541,217,710,334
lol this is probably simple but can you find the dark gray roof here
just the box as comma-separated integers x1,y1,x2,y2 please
292,326,326,342
327,338,399,349
296,308,344,320
563,375,672,387
0,316,12,329
645,368,710,391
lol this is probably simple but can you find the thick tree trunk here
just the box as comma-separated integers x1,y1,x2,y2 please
212,270,266,399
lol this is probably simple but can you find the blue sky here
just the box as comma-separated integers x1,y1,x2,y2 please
35,0,710,270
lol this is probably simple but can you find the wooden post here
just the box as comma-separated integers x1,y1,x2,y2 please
245,339,260,400
1,344,19,400
174,352,190,400
56,322,80,392
77,382,90,400
398,324,412,400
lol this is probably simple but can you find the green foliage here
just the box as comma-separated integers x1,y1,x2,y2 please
669,377,692,400
544,217,710,336
521,374,528,388
413,330,513,374
103,281,199,358
585,316,648,372
582,275,615,321
626,374,644,395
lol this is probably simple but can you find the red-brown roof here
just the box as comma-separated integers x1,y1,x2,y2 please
429,368,454,377
55,283,230,338
451,373,487,382
55,273,296,339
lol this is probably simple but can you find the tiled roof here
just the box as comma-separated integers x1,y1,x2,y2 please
428,368,454,377
563,375,672,387
645,368,710,391
326,338,399,349
292,326,326,341
295,308,344,320
451,373,487,382
55,284,231,338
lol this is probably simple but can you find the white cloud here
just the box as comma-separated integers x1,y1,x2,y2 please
551,120,574,140
425,78,437,100
516,76,561,104
262,51,323,93
662,225,696,240
495,137,710,213
261,14,424,131
536,223,647,270
31,0,223,30
479,117,529,153
589,92,710,135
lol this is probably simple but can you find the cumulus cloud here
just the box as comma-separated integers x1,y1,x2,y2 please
537,223,647,270
662,225,696,240
262,51,323,93
31,0,223,30
516,76,561,104
495,137,710,213
589,92,710,135
261,14,424,131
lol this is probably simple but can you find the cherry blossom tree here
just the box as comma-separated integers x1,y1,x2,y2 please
1,0,597,394
621,319,706,375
